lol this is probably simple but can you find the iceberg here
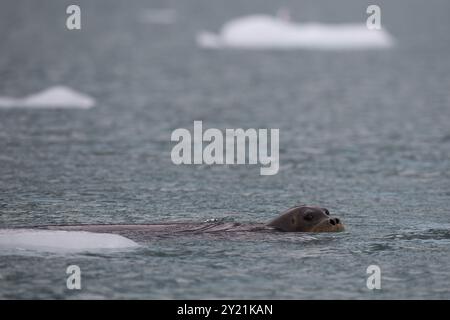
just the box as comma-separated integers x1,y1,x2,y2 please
196,15,395,50
0,229,139,253
0,86,95,109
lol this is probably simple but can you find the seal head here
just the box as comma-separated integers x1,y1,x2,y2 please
267,205,345,232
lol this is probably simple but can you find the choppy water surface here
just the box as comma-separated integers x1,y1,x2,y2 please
0,0,450,299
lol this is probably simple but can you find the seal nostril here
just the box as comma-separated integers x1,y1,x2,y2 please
329,219,336,225
335,218,340,224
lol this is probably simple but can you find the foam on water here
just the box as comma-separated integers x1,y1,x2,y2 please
0,229,139,253
0,86,95,109
196,15,395,50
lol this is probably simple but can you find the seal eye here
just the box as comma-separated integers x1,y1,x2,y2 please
304,213,314,221
323,209,330,216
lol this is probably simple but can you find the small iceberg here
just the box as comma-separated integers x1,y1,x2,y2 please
0,229,139,253
0,86,95,109
196,14,395,50
138,8,177,24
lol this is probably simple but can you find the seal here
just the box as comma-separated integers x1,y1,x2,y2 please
41,205,344,235
266,205,344,232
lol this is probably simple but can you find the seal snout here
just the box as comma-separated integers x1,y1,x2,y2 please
328,218,340,226
322,216,344,232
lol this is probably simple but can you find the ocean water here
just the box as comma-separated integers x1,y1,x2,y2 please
0,0,450,299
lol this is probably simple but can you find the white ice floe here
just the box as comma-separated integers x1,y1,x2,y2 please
0,229,139,253
196,15,395,50
0,86,95,109
139,8,177,24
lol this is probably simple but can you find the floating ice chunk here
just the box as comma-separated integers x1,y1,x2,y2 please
0,97,17,107
0,229,139,253
196,15,395,50
139,8,177,24
0,86,95,109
